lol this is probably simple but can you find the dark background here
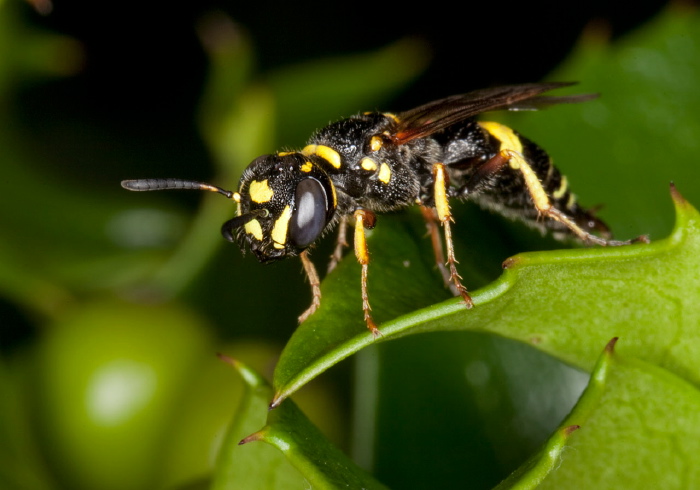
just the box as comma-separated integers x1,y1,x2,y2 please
21,0,668,187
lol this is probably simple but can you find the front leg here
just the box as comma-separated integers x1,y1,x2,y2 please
298,250,322,323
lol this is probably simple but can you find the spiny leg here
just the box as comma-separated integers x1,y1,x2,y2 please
353,209,381,338
298,250,322,323
432,163,473,308
327,214,349,274
420,206,461,296
499,149,640,246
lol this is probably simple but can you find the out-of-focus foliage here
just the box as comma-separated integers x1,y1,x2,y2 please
1,1,700,489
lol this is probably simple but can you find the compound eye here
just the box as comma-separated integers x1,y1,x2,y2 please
289,178,329,248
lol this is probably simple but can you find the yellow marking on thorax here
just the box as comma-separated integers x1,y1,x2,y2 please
369,136,383,152
361,157,378,171
384,113,400,123
249,180,274,203
552,176,569,199
300,161,313,173
479,121,523,169
433,163,451,222
378,163,392,184
232,192,241,203
278,151,295,156
245,219,263,240
271,205,292,249
302,144,342,169
566,193,577,208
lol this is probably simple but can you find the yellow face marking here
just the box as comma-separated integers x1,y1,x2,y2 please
479,121,524,169
361,157,378,172
302,144,342,169
244,219,263,241
232,192,241,203
378,163,392,184
433,163,451,222
552,176,569,199
330,180,337,207
300,161,313,173
369,136,383,152
271,205,292,249
249,179,274,203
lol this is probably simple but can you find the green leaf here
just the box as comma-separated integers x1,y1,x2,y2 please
494,338,615,489
495,334,700,489
536,339,700,489
213,358,387,490
211,358,308,490
273,186,700,405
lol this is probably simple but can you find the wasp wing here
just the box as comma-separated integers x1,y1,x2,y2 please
392,82,596,144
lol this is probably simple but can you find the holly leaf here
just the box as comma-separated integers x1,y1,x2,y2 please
214,357,388,489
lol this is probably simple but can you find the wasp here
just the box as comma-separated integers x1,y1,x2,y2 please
122,82,640,338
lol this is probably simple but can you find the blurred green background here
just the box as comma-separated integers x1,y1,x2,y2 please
0,0,687,489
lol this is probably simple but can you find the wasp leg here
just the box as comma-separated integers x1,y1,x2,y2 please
420,206,462,296
327,214,349,274
498,149,637,246
353,209,381,338
432,163,474,308
461,151,511,196
298,250,322,323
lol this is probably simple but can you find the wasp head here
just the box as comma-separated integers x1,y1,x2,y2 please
224,153,337,263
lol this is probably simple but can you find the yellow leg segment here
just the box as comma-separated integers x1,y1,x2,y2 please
421,206,457,294
354,209,381,338
501,149,636,246
432,163,474,308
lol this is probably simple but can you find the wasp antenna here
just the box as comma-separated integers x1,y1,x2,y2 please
121,178,235,199
221,209,269,242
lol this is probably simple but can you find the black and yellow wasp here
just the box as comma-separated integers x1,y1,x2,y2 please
122,82,639,337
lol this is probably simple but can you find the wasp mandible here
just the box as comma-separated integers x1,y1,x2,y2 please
122,82,641,338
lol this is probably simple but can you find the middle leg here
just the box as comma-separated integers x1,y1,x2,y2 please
432,162,474,308
353,209,381,338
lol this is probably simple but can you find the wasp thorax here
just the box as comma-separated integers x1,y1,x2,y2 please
222,153,336,263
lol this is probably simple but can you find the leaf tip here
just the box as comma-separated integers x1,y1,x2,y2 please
269,394,284,410
502,256,522,269
605,337,619,355
669,181,689,208
218,354,269,388
217,352,237,366
239,430,265,445
562,424,581,437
